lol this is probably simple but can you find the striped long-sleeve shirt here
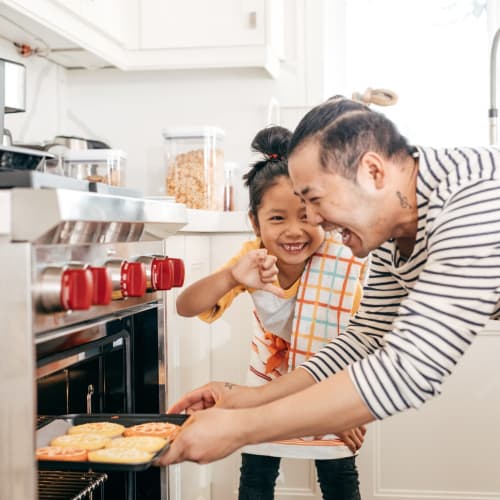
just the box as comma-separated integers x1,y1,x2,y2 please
300,146,500,419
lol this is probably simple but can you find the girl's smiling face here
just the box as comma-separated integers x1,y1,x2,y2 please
251,176,324,271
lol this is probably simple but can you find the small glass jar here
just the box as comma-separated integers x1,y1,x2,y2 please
63,149,126,186
162,127,225,210
223,161,237,211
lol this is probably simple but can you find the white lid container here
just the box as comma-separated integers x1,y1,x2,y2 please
63,149,126,187
162,127,225,210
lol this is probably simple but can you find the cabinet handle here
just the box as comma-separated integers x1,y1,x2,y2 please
248,11,257,29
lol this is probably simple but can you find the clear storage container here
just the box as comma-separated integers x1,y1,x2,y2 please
63,149,126,186
163,127,225,210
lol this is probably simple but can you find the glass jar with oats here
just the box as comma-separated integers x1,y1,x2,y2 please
162,127,225,210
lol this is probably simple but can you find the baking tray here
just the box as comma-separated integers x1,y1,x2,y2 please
36,413,188,472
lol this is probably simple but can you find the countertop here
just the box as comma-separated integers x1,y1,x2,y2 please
180,209,253,233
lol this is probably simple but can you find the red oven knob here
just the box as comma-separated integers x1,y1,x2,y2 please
120,261,147,297
89,266,113,305
135,255,174,291
105,259,147,299
169,258,185,287
151,257,174,291
60,268,93,310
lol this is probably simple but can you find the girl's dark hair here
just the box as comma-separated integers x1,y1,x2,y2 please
288,96,413,180
243,125,292,220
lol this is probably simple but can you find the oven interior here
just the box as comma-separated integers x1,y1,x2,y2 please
36,305,165,500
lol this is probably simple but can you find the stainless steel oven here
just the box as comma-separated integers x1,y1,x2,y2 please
0,187,187,500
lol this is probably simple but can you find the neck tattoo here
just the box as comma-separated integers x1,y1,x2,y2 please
224,382,234,390
396,190,412,209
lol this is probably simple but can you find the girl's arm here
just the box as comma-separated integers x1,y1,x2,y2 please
176,247,282,318
176,268,239,317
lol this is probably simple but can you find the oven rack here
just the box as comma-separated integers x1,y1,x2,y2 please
38,470,107,500
37,415,55,430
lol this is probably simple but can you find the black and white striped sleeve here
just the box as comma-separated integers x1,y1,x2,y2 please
302,178,500,420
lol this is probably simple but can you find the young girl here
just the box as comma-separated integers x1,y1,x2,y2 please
176,125,366,500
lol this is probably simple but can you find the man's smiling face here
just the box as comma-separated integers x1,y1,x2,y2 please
288,139,392,258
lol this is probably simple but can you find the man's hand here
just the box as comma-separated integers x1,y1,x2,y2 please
167,381,260,414
158,407,249,465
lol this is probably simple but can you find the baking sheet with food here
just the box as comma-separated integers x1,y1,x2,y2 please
36,413,188,472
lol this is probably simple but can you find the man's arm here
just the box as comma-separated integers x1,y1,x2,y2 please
168,365,316,414
159,370,374,465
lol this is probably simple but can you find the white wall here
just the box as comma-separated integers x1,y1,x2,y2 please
63,67,296,195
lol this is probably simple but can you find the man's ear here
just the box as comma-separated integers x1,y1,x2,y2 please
249,212,260,236
357,152,385,191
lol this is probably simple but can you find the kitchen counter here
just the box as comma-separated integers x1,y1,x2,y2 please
180,209,253,233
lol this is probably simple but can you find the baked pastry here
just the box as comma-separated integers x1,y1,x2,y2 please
123,422,180,439
88,447,153,464
68,422,125,438
106,436,167,453
51,433,111,451
36,446,88,462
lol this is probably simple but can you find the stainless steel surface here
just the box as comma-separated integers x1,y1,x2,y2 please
36,265,64,312
0,184,182,500
38,470,107,500
4,188,187,243
32,242,161,334
2,128,12,146
105,257,126,298
490,28,500,144
136,254,156,291
54,135,110,150
86,385,94,414
2,58,25,113
54,135,89,150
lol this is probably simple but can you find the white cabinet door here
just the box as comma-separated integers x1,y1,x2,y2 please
140,0,265,49
165,233,213,500
49,0,82,14
80,0,135,46
133,0,283,76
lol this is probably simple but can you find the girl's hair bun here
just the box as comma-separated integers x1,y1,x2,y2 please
244,126,291,188
251,125,291,161
243,126,292,216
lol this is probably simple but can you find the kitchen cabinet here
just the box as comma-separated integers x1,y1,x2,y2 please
2,0,131,46
0,0,284,76
79,0,133,47
134,0,284,76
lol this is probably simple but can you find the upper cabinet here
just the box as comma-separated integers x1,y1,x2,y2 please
132,0,284,76
0,0,284,77
79,0,133,47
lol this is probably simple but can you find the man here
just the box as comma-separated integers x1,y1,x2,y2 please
158,98,500,466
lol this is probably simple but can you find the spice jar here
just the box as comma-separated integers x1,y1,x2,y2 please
223,161,237,211
162,127,225,210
